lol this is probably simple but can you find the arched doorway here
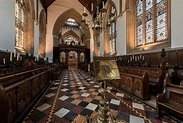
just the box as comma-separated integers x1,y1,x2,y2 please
80,52,85,62
68,51,78,69
60,52,65,62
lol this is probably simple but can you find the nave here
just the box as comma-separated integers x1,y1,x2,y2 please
24,70,175,123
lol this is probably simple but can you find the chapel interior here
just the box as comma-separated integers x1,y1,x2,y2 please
0,0,183,123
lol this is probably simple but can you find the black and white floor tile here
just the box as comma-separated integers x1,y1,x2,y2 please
24,70,177,123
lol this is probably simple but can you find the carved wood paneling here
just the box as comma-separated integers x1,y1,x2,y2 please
6,89,16,122
168,51,177,66
125,76,133,93
120,75,126,89
117,49,183,68
178,50,183,67
0,65,61,123
133,78,143,99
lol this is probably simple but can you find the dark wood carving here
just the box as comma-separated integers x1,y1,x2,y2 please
0,64,62,123
114,67,150,100
156,73,183,120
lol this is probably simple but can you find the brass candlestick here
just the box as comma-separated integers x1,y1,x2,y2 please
92,59,121,123
92,80,115,123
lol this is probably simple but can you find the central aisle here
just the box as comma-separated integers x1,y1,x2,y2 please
24,70,175,123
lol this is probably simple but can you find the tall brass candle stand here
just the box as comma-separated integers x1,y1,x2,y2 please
92,59,121,123
92,80,115,123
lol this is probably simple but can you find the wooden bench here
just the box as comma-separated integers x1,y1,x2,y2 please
147,59,166,95
0,67,47,87
116,59,166,96
113,66,150,100
0,64,62,123
0,66,30,77
156,73,183,120
0,59,43,77
147,68,166,95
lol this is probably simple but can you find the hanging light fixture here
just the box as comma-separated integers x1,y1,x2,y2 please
81,0,114,31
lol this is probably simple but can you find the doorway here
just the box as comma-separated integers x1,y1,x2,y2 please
68,51,78,69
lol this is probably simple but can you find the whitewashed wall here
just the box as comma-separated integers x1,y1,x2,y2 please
116,13,126,55
171,0,183,48
0,0,15,52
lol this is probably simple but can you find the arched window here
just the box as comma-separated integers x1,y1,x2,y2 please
136,0,168,46
15,0,25,48
107,5,117,55
64,35,78,45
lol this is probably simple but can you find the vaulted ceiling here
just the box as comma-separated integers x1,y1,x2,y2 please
40,0,106,13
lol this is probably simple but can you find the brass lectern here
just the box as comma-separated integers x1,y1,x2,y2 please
92,59,120,123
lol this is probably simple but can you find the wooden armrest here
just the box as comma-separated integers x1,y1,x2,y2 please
156,91,165,102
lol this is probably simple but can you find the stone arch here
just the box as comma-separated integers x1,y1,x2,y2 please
62,30,81,44
39,10,46,57
52,8,90,48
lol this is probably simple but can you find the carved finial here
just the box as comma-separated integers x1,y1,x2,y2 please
160,48,166,59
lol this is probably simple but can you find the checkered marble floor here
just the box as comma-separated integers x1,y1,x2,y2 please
24,70,176,123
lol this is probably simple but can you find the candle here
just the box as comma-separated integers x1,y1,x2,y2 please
10,52,12,61
14,49,16,57
84,7,86,13
103,1,105,8
130,57,132,61
133,55,134,59
91,3,93,11
3,58,5,64
37,54,39,61
143,56,144,60
20,56,22,60
140,54,141,59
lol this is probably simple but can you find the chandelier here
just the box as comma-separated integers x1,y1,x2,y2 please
81,0,115,31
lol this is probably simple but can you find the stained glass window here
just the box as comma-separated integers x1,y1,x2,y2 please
108,7,117,54
145,0,153,43
156,0,168,41
65,36,78,45
15,0,25,48
136,0,168,46
136,0,143,45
